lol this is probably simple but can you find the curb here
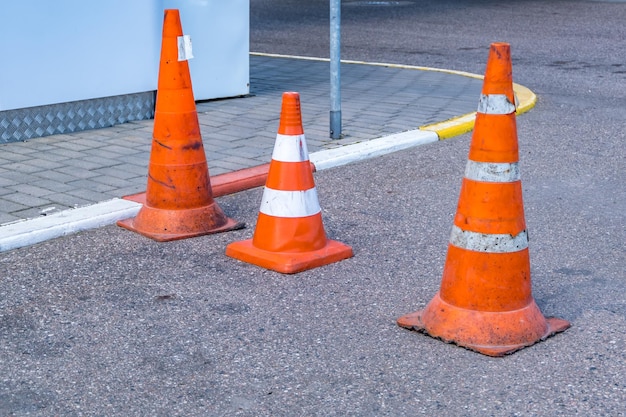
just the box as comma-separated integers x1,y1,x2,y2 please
252,53,537,141
0,56,537,253
309,129,437,170
0,199,142,252
0,130,437,252
420,81,537,139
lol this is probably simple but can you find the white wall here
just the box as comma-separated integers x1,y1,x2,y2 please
164,0,250,100
0,0,249,111
0,0,161,111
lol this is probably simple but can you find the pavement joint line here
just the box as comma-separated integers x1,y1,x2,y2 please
251,52,486,80
0,56,537,253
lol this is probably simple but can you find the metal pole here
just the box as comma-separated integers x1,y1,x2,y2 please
330,0,341,139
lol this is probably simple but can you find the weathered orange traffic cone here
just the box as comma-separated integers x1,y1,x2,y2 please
118,9,242,241
226,92,353,273
397,43,570,356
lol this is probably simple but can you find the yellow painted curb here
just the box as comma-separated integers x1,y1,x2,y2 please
420,113,477,140
251,52,538,140
513,82,537,116
419,82,536,140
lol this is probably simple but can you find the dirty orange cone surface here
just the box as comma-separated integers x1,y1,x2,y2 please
118,9,242,241
397,43,570,356
225,92,353,274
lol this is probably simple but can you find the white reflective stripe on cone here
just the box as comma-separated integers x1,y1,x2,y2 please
271,134,310,163
464,160,520,183
449,225,528,253
259,187,321,218
477,94,516,115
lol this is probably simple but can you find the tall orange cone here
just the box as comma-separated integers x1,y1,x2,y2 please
397,43,569,356
225,92,353,274
118,9,242,241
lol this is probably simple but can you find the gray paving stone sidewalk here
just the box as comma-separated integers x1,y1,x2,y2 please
0,54,482,225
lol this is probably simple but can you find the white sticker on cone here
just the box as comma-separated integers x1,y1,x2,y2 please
177,35,193,61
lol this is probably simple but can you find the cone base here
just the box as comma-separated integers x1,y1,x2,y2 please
225,238,353,274
397,293,570,357
117,202,244,242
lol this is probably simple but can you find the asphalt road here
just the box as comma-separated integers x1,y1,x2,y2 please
1,1,625,415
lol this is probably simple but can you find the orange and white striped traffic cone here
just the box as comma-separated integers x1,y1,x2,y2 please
226,92,353,274
118,9,242,241
397,43,569,356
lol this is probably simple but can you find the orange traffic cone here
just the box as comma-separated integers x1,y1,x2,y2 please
397,43,570,356
118,9,242,241
225,92,353,273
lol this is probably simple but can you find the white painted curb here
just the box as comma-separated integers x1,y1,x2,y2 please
0,56,536,252
0,198,141,252
309,129,438,171
0,129,437,253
